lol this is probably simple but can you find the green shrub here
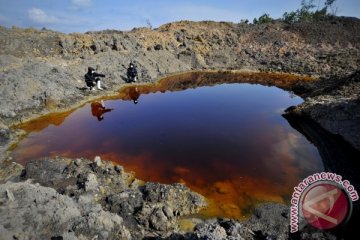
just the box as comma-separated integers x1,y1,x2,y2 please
313,8,328,20
282,0,337,23
283,11,298,24
253,14,273,25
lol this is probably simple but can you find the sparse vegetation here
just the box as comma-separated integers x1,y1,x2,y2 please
240,19,249,24
253,13,273,25
283,0,337,24
146,18,153,29
251,0,338,24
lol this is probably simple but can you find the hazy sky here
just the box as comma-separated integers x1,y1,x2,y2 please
0,0,359,33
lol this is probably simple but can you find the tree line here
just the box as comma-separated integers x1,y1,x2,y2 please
252,0,338,25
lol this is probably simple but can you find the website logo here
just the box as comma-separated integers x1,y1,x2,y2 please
301,182,349,229
290,172,358,233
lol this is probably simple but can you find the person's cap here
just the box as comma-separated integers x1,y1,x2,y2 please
88,67,95,72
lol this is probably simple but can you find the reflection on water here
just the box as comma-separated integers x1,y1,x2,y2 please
91,101,113,121
129,87,140,104
12,73,323,220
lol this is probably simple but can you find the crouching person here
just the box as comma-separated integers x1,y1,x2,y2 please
127,63,138,82
85,67,105,90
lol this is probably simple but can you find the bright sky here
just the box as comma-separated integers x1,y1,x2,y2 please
0,0,359,33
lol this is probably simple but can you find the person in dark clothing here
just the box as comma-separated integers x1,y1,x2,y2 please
127,63,138,82
85,67,105,90
91,100,113,121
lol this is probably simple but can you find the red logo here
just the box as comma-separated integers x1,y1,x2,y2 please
301,182,350,230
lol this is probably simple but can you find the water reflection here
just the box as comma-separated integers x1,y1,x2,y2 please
128,87,140,104
91,100,113,121
12,73,323,220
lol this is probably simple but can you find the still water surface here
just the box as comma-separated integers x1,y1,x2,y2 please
13,77,324,219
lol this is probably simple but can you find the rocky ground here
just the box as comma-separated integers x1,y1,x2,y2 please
0,16,359,239
0,157,337,239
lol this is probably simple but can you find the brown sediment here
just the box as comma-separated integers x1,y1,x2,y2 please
118,71,315,101
98,137,302,220
16,109,76,133
14,145,299,220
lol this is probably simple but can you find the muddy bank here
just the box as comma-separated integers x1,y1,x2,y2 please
0,157,337,239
